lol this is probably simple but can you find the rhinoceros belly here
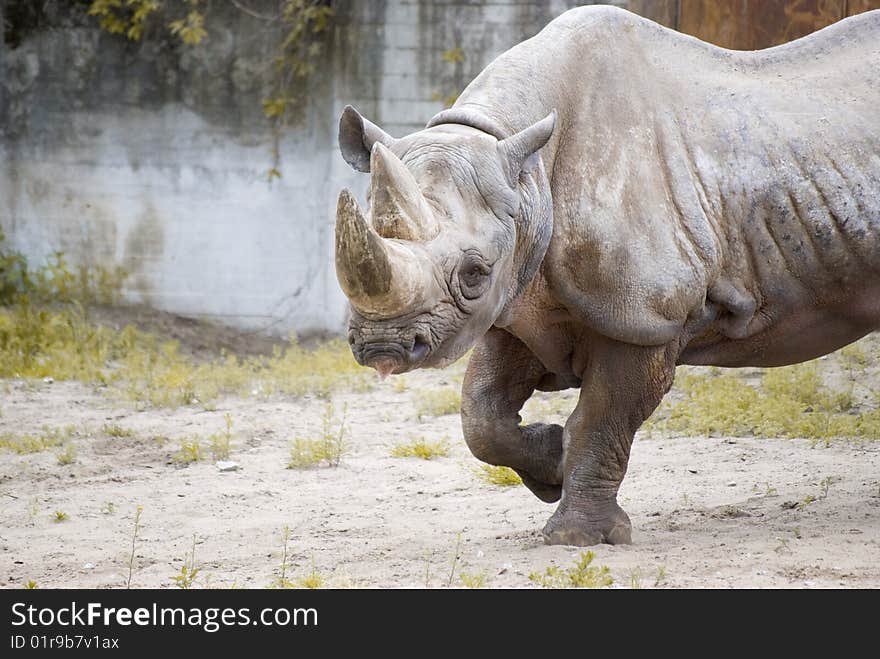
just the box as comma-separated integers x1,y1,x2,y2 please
680,281,880,367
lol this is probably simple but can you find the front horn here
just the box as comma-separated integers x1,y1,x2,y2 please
335,189,430,317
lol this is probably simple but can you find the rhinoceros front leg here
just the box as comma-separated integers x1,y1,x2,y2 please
542,339,677,546
461,328,565,503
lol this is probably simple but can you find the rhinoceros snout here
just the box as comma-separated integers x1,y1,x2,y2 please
353,335,431,379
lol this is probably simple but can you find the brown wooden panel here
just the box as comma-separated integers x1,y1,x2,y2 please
847,0,880,16
678,0,848,50
678,0,752,49
626,0,679,28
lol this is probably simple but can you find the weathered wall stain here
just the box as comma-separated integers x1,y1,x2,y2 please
123,204,165,308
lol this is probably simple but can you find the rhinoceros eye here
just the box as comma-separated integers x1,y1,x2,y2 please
458,253,491,300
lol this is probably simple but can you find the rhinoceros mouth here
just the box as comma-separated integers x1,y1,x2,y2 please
352,333,433,378
410,338,430,363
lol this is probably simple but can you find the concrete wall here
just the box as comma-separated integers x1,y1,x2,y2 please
0,0,600,336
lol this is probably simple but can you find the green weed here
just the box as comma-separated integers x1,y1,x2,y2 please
819,475,837,498
797,495,816,511
840,344,868,382
390,437,449,460
56,443,76,465
653,565,668,587
126,506,143,589
209,413,234,460
287,403,349,469
476,465,522,487
294,561,325,589
459,572,488,588
174,439,203,465
648,362,880,440
275,525,294,588
52,510,68,523
170,535,200,589
529,551,613,589
103,424,134,438
629,568,643,589
272,527,324,589
447,533,462,588
0,425,76,454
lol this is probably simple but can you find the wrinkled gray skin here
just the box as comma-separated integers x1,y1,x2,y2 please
334,6,880,545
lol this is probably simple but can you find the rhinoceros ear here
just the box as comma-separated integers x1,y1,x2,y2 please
338,105,396,173
497,111,557,187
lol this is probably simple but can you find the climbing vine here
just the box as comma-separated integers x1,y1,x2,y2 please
261,0,335,180
86,0,334,178
87,0,199,43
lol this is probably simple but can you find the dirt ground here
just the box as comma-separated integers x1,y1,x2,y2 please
1,314,879,589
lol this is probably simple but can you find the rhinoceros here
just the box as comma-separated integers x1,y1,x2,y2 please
333,6,880,546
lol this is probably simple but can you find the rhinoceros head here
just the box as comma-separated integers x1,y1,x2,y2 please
335,105,555,377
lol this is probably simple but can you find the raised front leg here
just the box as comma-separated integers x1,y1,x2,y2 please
542,338,677,546
461,328,566,502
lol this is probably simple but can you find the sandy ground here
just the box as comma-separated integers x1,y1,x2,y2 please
1,323,879,589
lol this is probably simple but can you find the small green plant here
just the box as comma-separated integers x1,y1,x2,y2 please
423,550,432,588
272,527,325,589
29,497,39,517
52,510,68,522
390,437,450,460
529,551,613,589
23,580,38,589
476,465,522,487
819,475,837,499
175,439,203,464
629,568,643,589
447,533,462,588
763,482,778,496
653,565,668,588
101,501,115,515
275,525,294,588
170,535,200,589
286,403,349,469
459,572,488,588
126,506,143,589
295,560,324,589
56,443,76,465
840,344,868,383
209,413,234,460
287,438,324,470
415,387,461,419
797,494,816,511
103,424,134,438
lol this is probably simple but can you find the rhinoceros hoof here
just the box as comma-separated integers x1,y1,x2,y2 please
541,505,632,546
517,471,562,503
